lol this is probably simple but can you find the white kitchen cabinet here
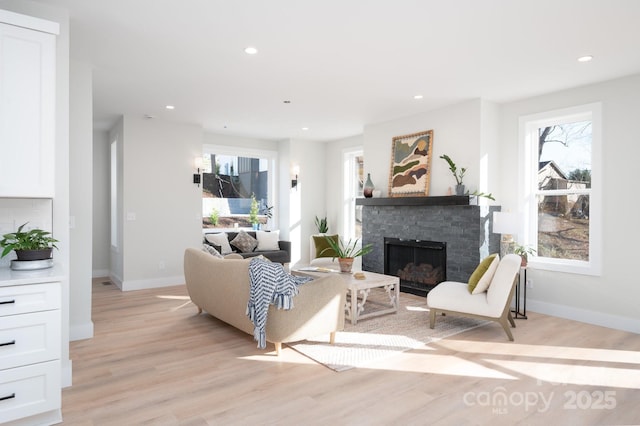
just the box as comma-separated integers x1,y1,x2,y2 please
0,276,62,426
0,10,58,198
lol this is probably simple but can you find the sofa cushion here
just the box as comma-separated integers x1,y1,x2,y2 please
230,230,258,253
313,234,339,258
202,244,224,258
256,230,280,251
468,253,499,294
205,232,233,254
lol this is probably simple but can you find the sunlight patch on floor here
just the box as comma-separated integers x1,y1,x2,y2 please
439,340,640,364
485,359,640,390
156,295,191,300
362,350,517,379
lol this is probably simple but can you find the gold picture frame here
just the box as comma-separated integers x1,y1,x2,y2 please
388,130,434,197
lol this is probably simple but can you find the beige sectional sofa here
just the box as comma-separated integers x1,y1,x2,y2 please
183,248,347,354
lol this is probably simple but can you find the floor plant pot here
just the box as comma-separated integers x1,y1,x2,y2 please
338,257,354,273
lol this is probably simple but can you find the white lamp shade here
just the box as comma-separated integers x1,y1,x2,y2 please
493,211,519,235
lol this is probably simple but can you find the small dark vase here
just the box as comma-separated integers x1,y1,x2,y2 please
455,184,465,196
363,173,375,198
15,248,53,261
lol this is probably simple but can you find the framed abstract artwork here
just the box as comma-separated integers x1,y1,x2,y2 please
388,130,433,197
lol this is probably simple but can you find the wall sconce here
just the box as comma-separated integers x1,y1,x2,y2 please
291,165,299,189
193,157,203,187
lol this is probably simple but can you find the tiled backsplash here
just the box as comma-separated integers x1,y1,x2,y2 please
0,198,53,267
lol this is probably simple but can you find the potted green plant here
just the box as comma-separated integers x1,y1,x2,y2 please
321,235,373,273
514,244,536,267
315,216,328,234
440,154,466,195
0,222,58,261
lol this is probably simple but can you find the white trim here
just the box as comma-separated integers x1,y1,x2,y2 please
518,102,602,276
92,269,109,278
342,147,363,239
527,299,640,334
120,276,185,292
0,9,60,34
70,321,94,341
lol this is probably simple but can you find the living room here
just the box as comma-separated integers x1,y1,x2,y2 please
1,1,639,424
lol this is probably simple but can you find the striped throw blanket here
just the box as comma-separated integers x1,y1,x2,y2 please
246,257,312,349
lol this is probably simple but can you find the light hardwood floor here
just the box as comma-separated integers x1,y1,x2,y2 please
61,280,640,425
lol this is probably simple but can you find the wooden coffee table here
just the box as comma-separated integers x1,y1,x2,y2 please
293,268,400,324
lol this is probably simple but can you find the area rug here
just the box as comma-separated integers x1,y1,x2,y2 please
287,291,489,372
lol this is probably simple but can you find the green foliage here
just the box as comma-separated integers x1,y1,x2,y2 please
320,235,373,259
514,244,536,260
261,205,273,219
249,194,259,225
440,154,466,185
209,208,219,226
315,216,328,233
471,190,496,201
0,223,58,258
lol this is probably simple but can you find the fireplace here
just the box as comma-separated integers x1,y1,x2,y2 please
384,237,446,296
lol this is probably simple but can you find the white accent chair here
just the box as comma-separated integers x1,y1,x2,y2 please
426,254,522,341
308,234,364,271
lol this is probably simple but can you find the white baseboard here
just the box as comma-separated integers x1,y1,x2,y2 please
121,275,185,291
527,299,640,334
70,321,94,341
92,268,109,278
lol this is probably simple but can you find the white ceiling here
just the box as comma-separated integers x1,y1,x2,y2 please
36,0,640,141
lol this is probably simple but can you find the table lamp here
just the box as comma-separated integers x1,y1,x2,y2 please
493,211,519,258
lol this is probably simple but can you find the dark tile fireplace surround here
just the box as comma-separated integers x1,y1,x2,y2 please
358,196,500,295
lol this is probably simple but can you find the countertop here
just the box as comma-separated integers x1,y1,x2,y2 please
0,264,64,287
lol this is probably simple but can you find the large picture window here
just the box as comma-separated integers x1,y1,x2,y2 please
520,103,601,275
343,149,363,239
201,146,276,230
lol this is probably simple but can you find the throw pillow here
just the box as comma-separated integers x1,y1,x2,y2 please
468,253,500,294
230,230,258,253
256,230,280,251
313,234,339,258
202,244,224,258
204,233,233,255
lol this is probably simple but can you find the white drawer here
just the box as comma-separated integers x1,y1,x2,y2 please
0,310,61,371
0,360,61,424
0,283,60,317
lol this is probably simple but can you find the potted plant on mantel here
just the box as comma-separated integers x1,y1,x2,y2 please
321,235,373,273
440,154,466,195
0,222,58,264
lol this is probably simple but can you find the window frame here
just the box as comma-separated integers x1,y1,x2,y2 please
518,102,602,276
202,144,278,228
342,148,363,240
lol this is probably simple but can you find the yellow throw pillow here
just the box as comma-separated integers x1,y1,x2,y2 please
313,234,339,258
468,254,499,294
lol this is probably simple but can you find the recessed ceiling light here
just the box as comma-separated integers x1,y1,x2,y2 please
244,46,258,55
414,95,423,100
302,127,309,131
578,55,593,62
165,105,175,110
283,100,291,104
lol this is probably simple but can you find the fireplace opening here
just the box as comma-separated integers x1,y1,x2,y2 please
384,237,446,297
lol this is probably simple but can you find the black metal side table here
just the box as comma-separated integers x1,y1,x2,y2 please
512,267,527,319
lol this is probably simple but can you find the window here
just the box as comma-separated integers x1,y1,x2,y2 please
519,103,601,275
343,149,363,239
110,138,118,248
201,145,276,230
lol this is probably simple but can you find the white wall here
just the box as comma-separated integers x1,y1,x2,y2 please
119,116,203,290
92,129,110,277
325,134,363,238
499,73,640,332
108,117,124,285
363,99,485,197
69,60,93,341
